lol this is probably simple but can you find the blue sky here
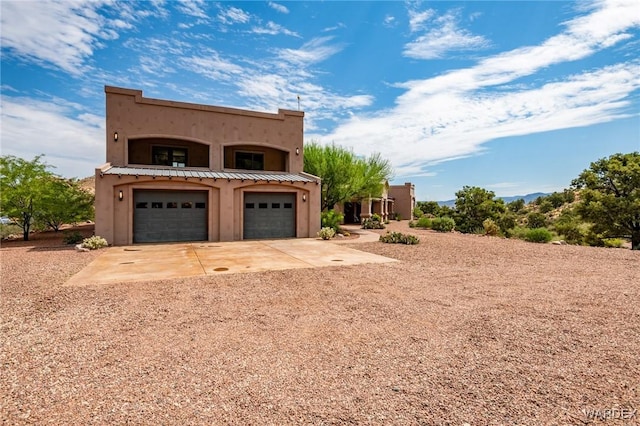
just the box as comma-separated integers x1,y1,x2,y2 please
1,0,639,201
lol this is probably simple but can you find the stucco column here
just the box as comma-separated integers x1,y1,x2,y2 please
361,198,372,219
219,185,234,241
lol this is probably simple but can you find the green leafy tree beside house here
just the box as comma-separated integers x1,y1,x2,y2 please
1,155,94,241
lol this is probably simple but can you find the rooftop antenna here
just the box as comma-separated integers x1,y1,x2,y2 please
297,95,300,111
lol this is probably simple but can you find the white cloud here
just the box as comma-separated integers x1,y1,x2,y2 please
176,0,208,19
383,15,397,28
404,10,490,59
0,1,112,75
268,2,289,14
217,6,251,25
251,21,299,37
408,9,435,33
276,36,344,66
316,0,640,178
179,53,244,80
0,97,103,178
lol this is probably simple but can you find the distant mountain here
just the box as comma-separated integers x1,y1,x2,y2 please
499,192,549,204
437,192,550,207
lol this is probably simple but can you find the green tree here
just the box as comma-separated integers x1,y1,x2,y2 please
0,155,51,240
454,186,506,233
572,152,640,250
36,177,94,231
527,211,547,229
416,201,441,216
507,198,525,213
304,142,393,211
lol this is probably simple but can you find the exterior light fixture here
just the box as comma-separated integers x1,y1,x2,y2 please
114,132,119,142
118,190,123,201
295,147,300,155
302,194,306,202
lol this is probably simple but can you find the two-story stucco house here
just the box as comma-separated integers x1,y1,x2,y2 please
95,86,321,246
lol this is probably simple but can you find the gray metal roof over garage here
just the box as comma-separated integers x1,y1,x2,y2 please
101,166,319,183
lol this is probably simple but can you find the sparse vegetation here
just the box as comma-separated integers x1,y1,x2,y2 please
527,212,547,229
415,216,432,229
361,214,385,229
379,231,420,245
63,231,84,245
572,152,640,250
321,210,343,233
0,155,94,240
523,228,553,243
303,142,393,211
482,218,500,236
431,217,455,233
81,236,108,250
317,227,336,240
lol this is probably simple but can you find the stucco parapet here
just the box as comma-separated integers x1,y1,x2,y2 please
105,85,303,120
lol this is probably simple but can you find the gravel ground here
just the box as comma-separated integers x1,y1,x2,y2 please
1,222,639,425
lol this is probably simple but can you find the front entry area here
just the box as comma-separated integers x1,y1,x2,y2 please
243,192,296,239
134,190,208,243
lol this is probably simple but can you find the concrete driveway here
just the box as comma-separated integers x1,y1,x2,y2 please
65,237,395,286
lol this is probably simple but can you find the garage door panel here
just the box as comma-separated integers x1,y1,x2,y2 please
244,193,295,239
134,190,208,243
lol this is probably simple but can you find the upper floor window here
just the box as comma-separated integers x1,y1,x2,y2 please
152,147,187,167
235,152,264,170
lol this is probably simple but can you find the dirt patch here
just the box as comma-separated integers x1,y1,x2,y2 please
1,222,638,424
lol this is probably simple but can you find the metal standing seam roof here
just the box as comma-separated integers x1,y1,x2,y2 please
101,166,318,183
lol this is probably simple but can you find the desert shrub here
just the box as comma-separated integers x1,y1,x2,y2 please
583,232,605,247
321,210,343,232
416,201,440,216
412,207,424,219
603,238,624,248
547,192,567,208
361,217,385,229
552,208,586,245
527,212,547,229
317,227,336,240
539,200,554,214
431,216,455,232
510,226,529,240
524,228,553,243
507,199,525,213
81,235,108,250
563,189,576,204
63,230,84,245
379,231,420,245
0,223,22,239
496,212,517,236
394,213,402,221
415,216,432,229
408,220,415,228
554,222,585,245
483,218,500,236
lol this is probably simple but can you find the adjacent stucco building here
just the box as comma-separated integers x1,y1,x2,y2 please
95,86,321,245
389,182,416,221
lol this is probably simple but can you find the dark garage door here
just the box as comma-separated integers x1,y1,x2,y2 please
134,190,207,243
244,193,295,239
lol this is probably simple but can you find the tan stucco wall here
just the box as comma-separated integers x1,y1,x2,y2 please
95,171,320,245
389,183,416,220
96,87,320,245
105,86,304,172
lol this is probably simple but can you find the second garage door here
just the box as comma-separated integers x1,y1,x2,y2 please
134,190,208,243
244,192,295,239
